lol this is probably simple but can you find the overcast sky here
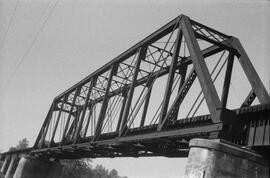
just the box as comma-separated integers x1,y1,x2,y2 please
0,0,269,178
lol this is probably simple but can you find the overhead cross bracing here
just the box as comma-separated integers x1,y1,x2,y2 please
7,14,269,159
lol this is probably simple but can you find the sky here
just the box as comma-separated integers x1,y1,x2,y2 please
0,0,269,178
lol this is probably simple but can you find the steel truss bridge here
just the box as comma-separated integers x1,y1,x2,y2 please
2,14,270,160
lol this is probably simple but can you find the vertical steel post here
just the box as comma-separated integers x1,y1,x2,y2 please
60,87,81,145
181,15,222,123
140,78,154,127
68,107,83,140
158,23,182,127
49,95,68,147
116,89,128,132
119,46,147,136
221,53,234,108
93,65,117,141
73,78,96,143
83,107,93,137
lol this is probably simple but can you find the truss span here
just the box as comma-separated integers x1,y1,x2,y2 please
6,14,268,159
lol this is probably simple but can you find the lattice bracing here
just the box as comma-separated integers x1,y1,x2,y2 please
31,14,269,159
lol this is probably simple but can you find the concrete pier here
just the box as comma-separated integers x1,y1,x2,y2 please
4,155,19,178
0,156,10,175
184,138,269,178
13,156,63,178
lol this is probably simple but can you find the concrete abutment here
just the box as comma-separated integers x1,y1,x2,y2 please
184,138,269,178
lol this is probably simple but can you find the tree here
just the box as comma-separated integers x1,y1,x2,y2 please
8,146,16,152
16,138,29,149
61,159,93,178
61,159,128,178
109,169,119,178
92,164,110,178
8,138,29,151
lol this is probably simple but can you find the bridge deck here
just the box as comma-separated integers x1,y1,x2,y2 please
28,104,269,159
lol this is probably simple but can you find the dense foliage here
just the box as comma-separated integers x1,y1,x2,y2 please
61,159,128,178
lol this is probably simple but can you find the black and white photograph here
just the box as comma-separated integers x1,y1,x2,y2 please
0,0,269,177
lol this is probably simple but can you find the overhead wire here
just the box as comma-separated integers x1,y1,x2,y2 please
0,0,60,96
0,0,20,51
